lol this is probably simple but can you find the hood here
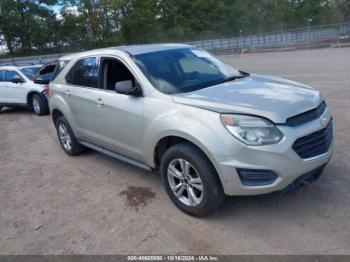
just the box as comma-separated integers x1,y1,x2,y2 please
172,74,322,123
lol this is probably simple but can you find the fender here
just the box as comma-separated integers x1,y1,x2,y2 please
49,94,77,134
142,105,244,168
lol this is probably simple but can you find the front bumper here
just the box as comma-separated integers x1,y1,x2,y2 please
213,116,334,196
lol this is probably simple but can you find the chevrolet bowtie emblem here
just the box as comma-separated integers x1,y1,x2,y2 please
320,110,330,128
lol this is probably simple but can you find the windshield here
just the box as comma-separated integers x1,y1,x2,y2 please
20,66,41,80
133,48,242,94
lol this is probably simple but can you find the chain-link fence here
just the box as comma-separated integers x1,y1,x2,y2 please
1,22,349,66
187,22,350,52
0,53,68,66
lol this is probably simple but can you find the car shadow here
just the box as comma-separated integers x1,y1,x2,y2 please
90,147,327,221
79,143,337,219
0,107,33,115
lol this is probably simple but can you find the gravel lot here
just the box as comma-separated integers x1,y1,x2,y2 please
1,47,349,255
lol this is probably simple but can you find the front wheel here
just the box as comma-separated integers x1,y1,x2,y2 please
31,94,48,116
160,143,224,217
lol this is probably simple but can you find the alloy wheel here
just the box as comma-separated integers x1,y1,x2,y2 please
58,123,72,151
167,158,204,207
32,97,41,114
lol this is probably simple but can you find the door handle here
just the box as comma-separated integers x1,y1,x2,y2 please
96,98,104,106
65,89,70,97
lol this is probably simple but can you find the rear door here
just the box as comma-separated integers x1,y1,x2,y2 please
64,57,104,144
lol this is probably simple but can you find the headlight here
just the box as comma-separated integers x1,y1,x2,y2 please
221,114,283,145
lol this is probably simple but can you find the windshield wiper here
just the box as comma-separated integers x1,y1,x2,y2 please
222,70,250,83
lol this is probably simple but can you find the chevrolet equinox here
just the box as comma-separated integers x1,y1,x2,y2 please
48,44,334,216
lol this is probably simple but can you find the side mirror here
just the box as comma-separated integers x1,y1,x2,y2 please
34,78,50,85
115,80,142,96
11,77,24,84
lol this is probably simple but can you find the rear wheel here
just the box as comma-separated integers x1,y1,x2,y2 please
31,94,48,116
55,116,84,156
160,143,224,217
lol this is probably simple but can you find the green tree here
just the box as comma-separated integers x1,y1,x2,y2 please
0,0,59,55
157,0,225,41
1,0,350,57
118,0,159,43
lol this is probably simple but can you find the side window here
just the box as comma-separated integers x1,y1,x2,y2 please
34,63,57,83
4,71,22,82
66,57,99,88
101,58,135,91
0,70,4,81
38,64,56,76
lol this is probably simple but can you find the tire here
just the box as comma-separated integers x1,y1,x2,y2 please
31,94,49,116
55,116,84,156
160,143,224,217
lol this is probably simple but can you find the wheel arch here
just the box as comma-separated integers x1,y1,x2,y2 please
26,91,42,109
153,133,215,167
49,95,77,131
153,134,225,195
52,109,64,126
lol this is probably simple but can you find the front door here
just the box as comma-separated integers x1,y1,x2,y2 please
92,88,144,161
92,57,145,160
3,70,27,104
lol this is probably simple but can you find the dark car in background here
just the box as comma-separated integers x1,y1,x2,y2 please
33,59,71,85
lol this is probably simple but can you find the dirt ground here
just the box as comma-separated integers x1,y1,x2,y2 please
0,47,349,255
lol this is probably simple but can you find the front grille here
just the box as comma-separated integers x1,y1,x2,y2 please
286,101,327,127
292,119,333,159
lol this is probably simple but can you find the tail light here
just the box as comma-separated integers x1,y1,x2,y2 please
44,85,50,96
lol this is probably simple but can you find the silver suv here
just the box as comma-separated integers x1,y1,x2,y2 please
49,44,334,216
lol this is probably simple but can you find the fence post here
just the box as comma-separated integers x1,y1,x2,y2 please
308,23,310,48
337,24,340,48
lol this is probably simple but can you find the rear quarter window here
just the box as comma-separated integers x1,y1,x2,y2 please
52,60,69,81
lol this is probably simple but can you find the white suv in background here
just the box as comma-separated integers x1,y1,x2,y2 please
0,65,49,115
